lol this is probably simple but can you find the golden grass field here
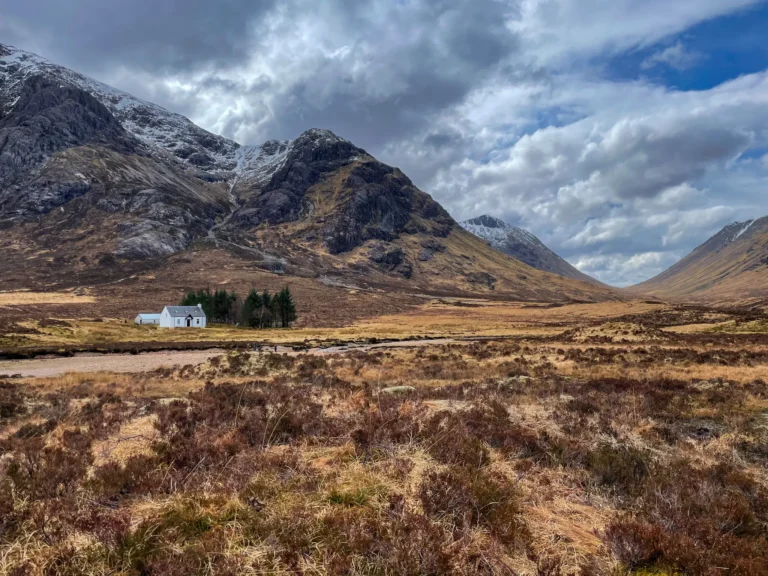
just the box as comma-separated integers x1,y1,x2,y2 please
0,291,96,306
1,298,673,352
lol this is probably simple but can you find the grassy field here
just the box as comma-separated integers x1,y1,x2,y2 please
1,299,768,575
0,299,672,352
0,291,96,306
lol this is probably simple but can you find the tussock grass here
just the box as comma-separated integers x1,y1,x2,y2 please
2,303,768,574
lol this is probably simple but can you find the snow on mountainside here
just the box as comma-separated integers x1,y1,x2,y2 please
0,43,349,183
0,43,241,172
461,215,543,251
460,215,603,285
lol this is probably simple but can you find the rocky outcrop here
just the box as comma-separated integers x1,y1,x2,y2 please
322,161,451,254
228,128,455,256
368,244,413,278
466,271,497,290
230,129,365,228
115,220,191,259
0,76,138,216
418,239,447,261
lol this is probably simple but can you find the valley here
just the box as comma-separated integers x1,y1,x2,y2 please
2,40,768,576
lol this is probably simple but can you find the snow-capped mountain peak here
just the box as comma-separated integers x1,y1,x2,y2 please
460,215,601,285
0,44,362,187
461,215,541,250
0,43,245,172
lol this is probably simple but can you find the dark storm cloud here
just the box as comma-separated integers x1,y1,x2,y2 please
423,132,465,151
0,0,275,74
0,0,522,154
247,0,521,152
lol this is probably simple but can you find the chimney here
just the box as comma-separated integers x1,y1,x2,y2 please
197,303,202,309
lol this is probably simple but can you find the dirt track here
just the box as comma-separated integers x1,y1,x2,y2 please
0,339,460,378
0,349,226,378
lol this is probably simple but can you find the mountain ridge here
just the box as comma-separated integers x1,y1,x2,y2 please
0,42,616,304
460,215,603,285
630,216,768,301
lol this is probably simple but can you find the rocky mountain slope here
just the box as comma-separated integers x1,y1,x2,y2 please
630,217,768,301
461,215,601,285
0,43,616,303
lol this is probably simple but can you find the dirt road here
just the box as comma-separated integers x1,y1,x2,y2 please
0,349,226,379
0,339,460,378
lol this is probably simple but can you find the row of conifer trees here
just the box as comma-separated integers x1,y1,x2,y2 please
180,287,297,328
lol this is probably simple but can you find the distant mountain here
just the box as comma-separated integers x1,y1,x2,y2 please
631,217,768,301
0,43,615,303
460,215,601,285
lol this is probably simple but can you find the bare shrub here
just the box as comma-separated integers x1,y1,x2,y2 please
422,410,490,468
586,444,649,496
350,393,424,457
419,467,527,546
604,460,768,574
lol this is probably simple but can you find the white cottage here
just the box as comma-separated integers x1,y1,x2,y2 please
160,305,207,329
134,313,161,325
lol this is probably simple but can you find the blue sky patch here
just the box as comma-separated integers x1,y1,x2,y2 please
603,2,768,91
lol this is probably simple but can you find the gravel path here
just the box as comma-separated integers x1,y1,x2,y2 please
0,349,226,378
0,338,461,378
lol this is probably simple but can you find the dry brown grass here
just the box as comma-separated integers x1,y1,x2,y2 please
1,299,667,352
2,302,768,575
0,291,95,306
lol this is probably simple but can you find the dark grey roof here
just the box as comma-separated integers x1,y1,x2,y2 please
163,305,206,317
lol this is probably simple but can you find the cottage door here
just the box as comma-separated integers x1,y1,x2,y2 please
186,316,192,327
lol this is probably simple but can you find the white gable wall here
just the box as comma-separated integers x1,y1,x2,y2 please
159,307,207,329
160,307,174,329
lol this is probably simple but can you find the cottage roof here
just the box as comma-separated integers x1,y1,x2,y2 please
136,313,161,319
163,306,206,318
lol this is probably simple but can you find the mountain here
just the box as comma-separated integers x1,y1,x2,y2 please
0,43,615,308
630,217,768,301
461,215,601,285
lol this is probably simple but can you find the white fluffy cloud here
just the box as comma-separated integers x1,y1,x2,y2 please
3,0,767,286
641,42,703,70
413,72,768,284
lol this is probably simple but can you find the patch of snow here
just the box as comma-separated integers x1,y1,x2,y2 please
0,44,346,191
236,140,292,186
734,219,755,240
460,216,542,250
0,43,240,171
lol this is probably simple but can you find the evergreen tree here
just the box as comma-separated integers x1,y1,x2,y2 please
181,288,238,324
260,291,273,328
275,287,297,327
181,286,296,328
240,289,263,327
211,289,238,323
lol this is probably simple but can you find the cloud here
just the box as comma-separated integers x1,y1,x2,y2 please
0,0,276,74
571,251,680,287
641,42,703,70
508,0,760,66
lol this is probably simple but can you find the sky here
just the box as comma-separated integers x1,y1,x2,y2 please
2,0,768,286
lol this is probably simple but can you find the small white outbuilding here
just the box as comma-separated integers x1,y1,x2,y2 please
159,304,207,329
134,313,161,325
